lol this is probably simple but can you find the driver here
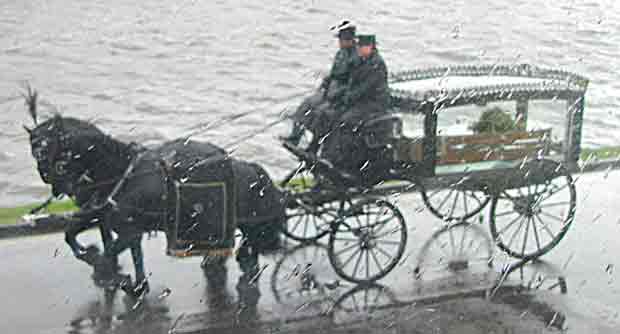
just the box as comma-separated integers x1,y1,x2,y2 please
281,21,358,148
322,34,390,180
336,34,389,126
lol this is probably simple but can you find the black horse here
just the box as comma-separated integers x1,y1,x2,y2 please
22,88,284,296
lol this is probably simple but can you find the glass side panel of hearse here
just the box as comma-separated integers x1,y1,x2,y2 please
389,67,588,177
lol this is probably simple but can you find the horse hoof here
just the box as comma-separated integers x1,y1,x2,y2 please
121,279,150,299
77,245,102,266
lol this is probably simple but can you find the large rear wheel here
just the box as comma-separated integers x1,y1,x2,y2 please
489,159,576,259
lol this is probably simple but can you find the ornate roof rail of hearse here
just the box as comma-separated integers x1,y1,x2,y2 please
388,64,589,112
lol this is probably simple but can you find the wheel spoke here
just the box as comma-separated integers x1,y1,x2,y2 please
534,213,557,240
365,248,370,279
462,191,469,216
499,190,515,200
311,216,321,232
540,182,569,202
353,214,365,229
375,239,403,246
368,215,397,232
341,246,363,269
369,248,385,274
351,249,364,278
335,237,361,243
505,216,526,251
333,241,361,257
287,212,308,218
375,245,394,260
497,214,523,235
448,190,460,218
495,210,516,218
521,216,531,256
538,210,565,223
538,201,570,209
303,214,310,237
436,187,456,213
426,188,445,200
289,216,303,233
468,191,485,207
373,226,403,240
532,214,542,253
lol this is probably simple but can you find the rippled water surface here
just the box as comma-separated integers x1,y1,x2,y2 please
1,0,619,206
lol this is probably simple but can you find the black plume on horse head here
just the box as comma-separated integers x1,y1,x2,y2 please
22,83,39,128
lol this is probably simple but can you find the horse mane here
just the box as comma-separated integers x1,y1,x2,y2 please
60,116,133,150
36,115,139,177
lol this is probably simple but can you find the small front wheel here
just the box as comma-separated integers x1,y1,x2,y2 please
327,200,407,284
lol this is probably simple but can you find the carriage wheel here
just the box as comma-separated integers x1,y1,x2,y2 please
270,243,340,316
327,200,407,284
283,199,345,242
489,159,576,259
328,284,398,326
419,178,490,222
413,222,494,288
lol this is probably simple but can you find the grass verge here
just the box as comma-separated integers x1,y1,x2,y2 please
0,200,77,226
580,146,620,161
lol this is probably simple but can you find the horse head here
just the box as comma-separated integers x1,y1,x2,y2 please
27,114,85,197
23,88,111,199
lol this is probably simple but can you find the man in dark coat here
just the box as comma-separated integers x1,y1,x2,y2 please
336,34,389,125
322,35,390,184
282,21,358,148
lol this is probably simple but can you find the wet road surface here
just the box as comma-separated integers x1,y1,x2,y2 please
0,170,619,333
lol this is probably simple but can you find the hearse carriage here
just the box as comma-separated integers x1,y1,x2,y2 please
280,64,588,272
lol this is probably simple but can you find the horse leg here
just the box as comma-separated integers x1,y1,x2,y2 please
236,228,259,277
127,236,150,297
65,218,100,265
235,263,261,324
202,255,231,309
93,233,139,285
235,228,261,323
99,225,120,271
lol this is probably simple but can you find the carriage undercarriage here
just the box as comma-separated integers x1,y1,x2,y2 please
279,142,576,284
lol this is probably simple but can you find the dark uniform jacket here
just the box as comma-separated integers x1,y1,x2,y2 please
338,49,389,124
321,47,358,101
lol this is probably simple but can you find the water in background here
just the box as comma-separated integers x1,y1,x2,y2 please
1,0,618,206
